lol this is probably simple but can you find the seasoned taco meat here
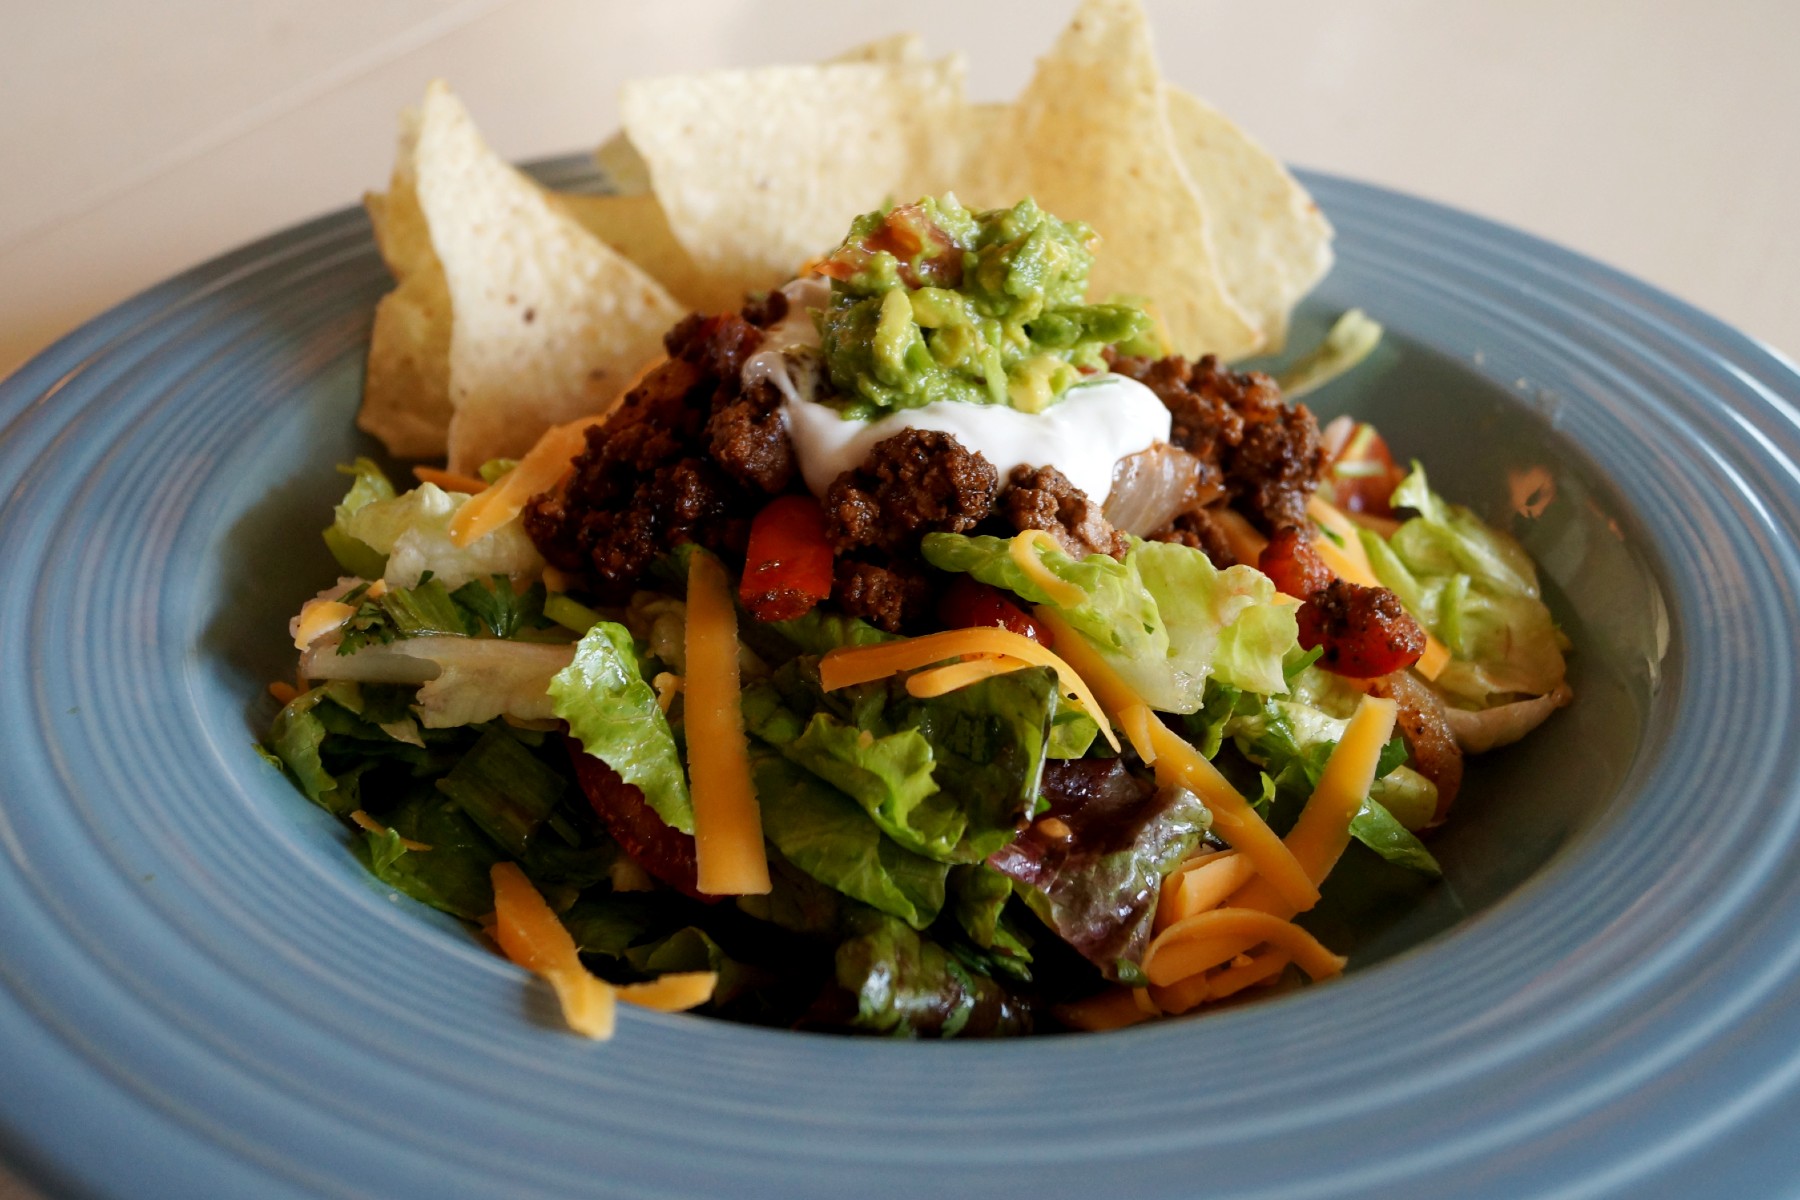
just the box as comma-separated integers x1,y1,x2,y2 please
822,428,998,555
524,309,795,586
1002,464,1128,560
1114,352,1324,532
1367,671,1464,824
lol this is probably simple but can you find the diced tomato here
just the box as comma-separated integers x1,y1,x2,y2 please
740,495,834,622
565,740,716,902
819,203,963,289
937,576,1052,645
1296,581,1426,679
1320,422,1405,516
1257,527,1333,599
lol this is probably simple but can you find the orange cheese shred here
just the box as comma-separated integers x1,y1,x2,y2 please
489,862,616,1039
449,417,597,547
684,549,771,896
1154,850,1258,932
1009,529,1089,609
1207,949,1292,1000
1141,907,1347,988
1229,693,1398,916
819,626,1120,753
348,809,432,852
293,599,356,649
904,654,1029,699
617,972,718,1013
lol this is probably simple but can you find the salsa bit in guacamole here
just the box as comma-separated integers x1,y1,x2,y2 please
269,192,1570,1042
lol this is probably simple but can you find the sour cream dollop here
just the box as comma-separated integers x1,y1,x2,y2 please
739,276,1171,505
782,374,1171,504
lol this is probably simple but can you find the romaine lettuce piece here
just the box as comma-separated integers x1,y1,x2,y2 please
434,727,569,857
1362,465,1568,708
549,621,694,833
920,531,1298,713
751,752,948,930
743,658,1054,863
346,482,543,590
833,910,1031,1037
322,458,395,579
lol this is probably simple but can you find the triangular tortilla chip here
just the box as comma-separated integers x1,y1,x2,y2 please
358,109,454,459
551,191,736,314
1163,86,1332,352
619,56,968,302
976,0,1262,359
413,81,686,472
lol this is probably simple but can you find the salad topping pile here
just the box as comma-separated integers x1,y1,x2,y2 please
265,0,1572,1039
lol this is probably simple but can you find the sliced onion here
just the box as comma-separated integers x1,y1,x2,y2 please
1441,684,1573,754
301,638,577,728
1103,444,1209,536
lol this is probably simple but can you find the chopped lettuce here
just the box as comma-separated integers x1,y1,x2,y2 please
346,482,543,590
949,863,1033,979
1206,681,1442,873
743,658,1054,863
1363,465,1568,708
322,458,396,579
988,760,1211,983
920,532,1298,713
360,790,501,921
549,620,694,833
833,910,1031,1037
751,751,948,930
434,727,570,857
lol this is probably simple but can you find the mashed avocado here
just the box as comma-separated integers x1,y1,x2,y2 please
816,196,1157,417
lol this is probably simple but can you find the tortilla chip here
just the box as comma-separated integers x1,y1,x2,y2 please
619,57,968,302
551,191,740,314
829,33,927,65
413,81,686,472
358,109,454,458
1162,86,1332,352
593,132,652,196
976,0,1262,359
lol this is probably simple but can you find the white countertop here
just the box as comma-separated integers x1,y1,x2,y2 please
1,1,1795,1195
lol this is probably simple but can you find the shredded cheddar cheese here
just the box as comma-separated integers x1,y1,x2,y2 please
617,972,718,1013
1008,529,1088,608
684,549,771,896
1141,907,1346,988
490,862,616,1039
348,809,432,852
819,626,1121,753
903,654,1029,698
293,599,356,649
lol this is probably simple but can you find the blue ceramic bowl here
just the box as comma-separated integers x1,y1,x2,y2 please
2,158,1797,1199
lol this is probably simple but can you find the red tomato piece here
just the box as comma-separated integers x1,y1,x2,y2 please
739,494,835,622
936,576,1052,645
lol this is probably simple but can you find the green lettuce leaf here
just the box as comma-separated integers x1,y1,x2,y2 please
920,532,1298,713
322,458,395,579
549,621,693,834
359,789,500,921
949,863,1033,979
433,727,569,858
346,482,543,589
751,751,948,930
1213,681,1442,874
743,658,1054,863
833,909,1031,1037
1363,464,1568,707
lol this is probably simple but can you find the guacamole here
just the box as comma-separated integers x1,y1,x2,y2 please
816,196,1157,417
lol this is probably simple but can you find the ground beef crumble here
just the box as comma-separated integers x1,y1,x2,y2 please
1002,464,1127,559
523,308,794,589
1113,352,1324,535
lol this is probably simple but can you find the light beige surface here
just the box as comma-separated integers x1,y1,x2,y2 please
1,0,1795,1194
